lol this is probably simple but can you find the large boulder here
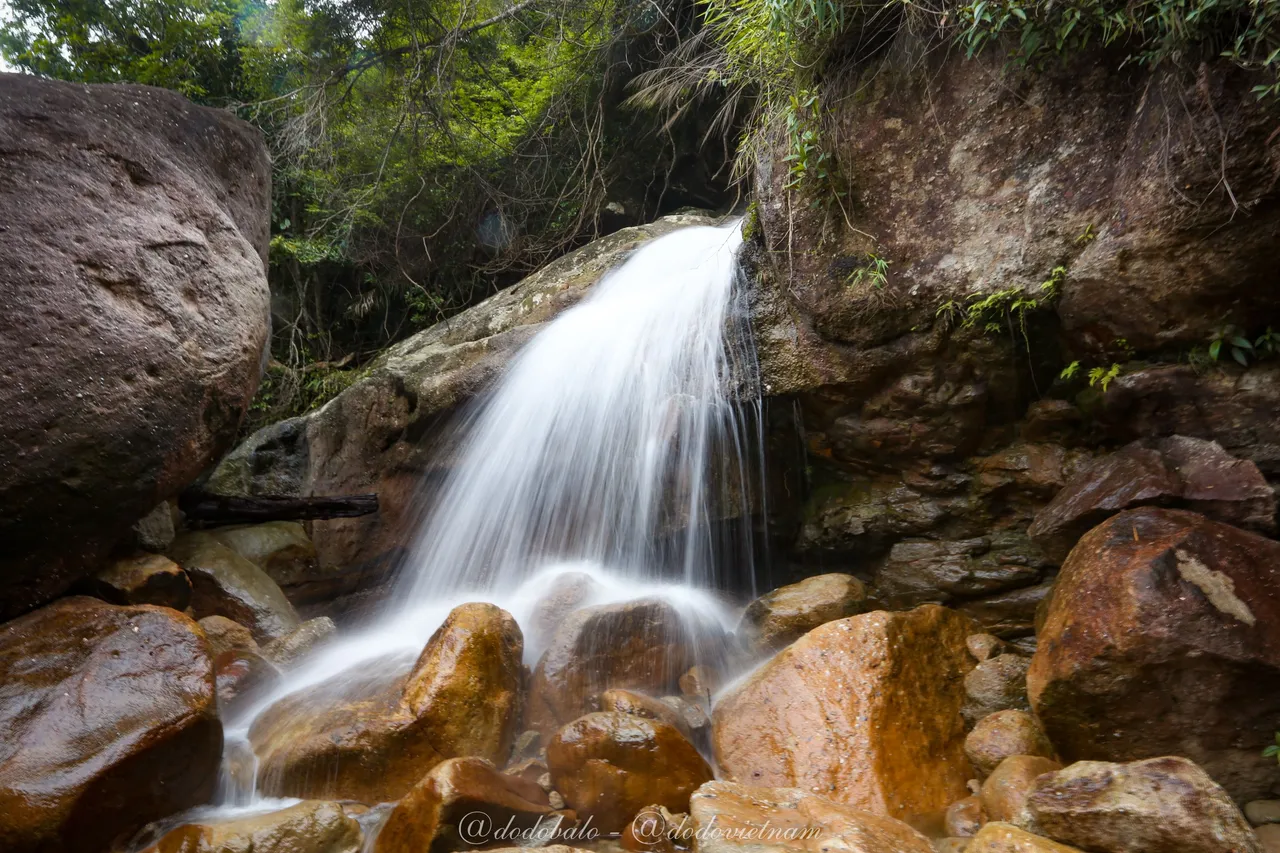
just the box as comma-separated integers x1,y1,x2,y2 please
250,602,523,803
0,597,222,853
712,605,976,821
169,532,300,643
687,781,935,853
206,522,325,606
208,213,717,588
1028,508,1280,801
547,712,712,832
0,74,270,618
737,573,867,652
527,598,694,736
139,800,362,853
965,711,1057,780
1018,757,1260,853
80,553,192,611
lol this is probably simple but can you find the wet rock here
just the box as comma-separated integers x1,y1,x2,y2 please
967,634,1010,662
1028,507,1280,801
528,571,599,652
1248,801,1280,826
713,605,977,820
688,781,935,853
374,757,560,853
250,602,523,803
678,665,719,699
737,573,867,651
527,598,694,735
0,75,270,619
963,655,1030,725
82,553,192,611
957,580,1056,639
169,532,300,643
131,502,178,554
261,617,336,668
547,712,712,832
1018,757,1260,853
795,479,956,558
621,804,688,853
505,757,549,787
965,823,1083,853
945,795,986,837
214,648,281,716
0,597,222,853
980,756,1061,823
208,522,326,606
1029,437,1276,560
600,689,691,736
964,711,1055,779
874,534,1048,609
934,839,973,853
198,615,260,659
659,696,712,746
1260,825,1280,852
140,800,362,853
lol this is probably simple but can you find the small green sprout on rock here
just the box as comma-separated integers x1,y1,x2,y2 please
1263,732,1280,764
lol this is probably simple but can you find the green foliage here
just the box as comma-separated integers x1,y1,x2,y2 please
246,357,364,434
1060,359,1081,380
1088,362,1122,391
956,0,1280,99
846,252,891,288
783,89,834,191
937,266,1064,345
1205,324,1280,366
1264,732,1280,763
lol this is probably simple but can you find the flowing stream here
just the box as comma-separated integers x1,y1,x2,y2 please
198,217,759,832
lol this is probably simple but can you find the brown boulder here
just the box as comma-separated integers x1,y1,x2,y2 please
169,532,300,643
214,648,281,716
688,781,935,853
600,689,693,737
261,616,336,669
945,795,986,837
963,655,1030,725
967,634,1011,662
0,74,270,619
547,712,711,832
1029,437,1275,560
527,598,693,735
737,573,867,651
0,597,222,853
527,571,599,652
621,804,688,853
713,606,976,821
965,711,1056,779
966,823,1083,853
980,756,1061,823
139,800,362,853
1260,825,1280,853
374,757,562,853
1018,757,1260,853
207,522,326,606
250,602,523,802
198,615,259,660
1028,507,1280,801
82,553,191,611
874,535,1049,611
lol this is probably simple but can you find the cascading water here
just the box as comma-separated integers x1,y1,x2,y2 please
189,217,761,838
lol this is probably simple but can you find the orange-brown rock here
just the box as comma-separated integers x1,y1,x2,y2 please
250,602,523,802
967,633,1010,662
139,800,362,853
738,573,867,652
1259,825,1280,853
169,531,300,643
965,711,1056,779
621,804,689,853
198,615,260,659
1028,507,1280,802
600,689,691,735
214,648,281,716
527,599,694,736
82,553,192,611
945,795,986,837
207,522,324,605
979,756,1061,823
966,823,1084,853
712,605,976,821
1018,757,1260,853
688,781,935,853
547,712,712,832
678,665,720,699
374,757,563,853
0,597,222,853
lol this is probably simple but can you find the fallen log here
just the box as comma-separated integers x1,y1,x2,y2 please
179,489,379,527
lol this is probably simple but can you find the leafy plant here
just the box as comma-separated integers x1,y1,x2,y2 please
1060,360,1081,380
1088,362,1122,391
1208,324,1256,366
1264,731,1280,764
847,252,891,289
1256,327,1280,358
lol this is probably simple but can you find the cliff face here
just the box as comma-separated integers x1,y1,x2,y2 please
749,50,1280,626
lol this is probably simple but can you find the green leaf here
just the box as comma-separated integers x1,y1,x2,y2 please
1233,347,1249,367
1232,336,1254,350
1209,340,1223,360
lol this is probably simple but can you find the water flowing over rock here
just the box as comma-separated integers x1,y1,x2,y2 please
374,757,561,853
737,573,867,652
687,781,935,853
169,532,301,643
0,597,222,853
546,712,712,832
0,74,270,618
712,606,976,821
250,602,522,803
1017,757,1260,853
139,800,363,853
1028,508,1280,802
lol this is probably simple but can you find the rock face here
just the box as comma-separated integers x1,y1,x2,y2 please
82,553,192,611
208,214,717,589
547,712,712,832
1028,437,1276,560
374,757,560,853
713,606,976,821
140,800,362,853
169,532,301,643
250,602,523,803
687,781,935,853
527,598,694,736
0,597,222,853
0,74,270,618
1019,757,1260,853
207,522,324,606
737,573,867,651
1028,508,1280,801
